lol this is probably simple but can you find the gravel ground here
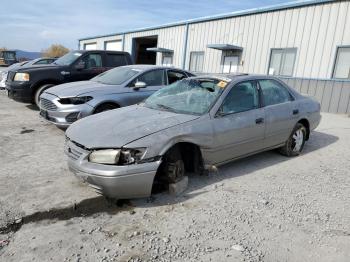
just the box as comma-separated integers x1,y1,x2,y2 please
0,90,349,262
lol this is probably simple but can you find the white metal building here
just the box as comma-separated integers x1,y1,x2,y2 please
79,0,350,113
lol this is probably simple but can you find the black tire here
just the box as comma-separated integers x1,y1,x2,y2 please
94,103,119,114
163,147,185,183
279,123,307,157
34,84,54,107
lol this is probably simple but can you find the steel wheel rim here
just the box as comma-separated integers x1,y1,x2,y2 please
292,129,304,152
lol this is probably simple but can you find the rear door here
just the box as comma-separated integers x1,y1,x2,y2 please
258,79,296,147
210,80,265,164
104,53,129,70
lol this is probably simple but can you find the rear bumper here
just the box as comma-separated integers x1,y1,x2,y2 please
6,81,33,103
65,140,161,198
39,92,95,127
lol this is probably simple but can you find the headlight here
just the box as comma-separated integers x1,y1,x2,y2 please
89,149,120,164
14,73,30,82
59,96,93,105
119,148,146,165
88,148,146,165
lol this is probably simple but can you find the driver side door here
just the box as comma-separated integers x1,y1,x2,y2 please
125,69,166,105
69,53,105,82
210,80,266,165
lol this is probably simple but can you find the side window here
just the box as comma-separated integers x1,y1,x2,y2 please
137,70,165,86
106,54,127,67
259,79,292,106
221,81,259,114
167,70,187,85
81,54,103,69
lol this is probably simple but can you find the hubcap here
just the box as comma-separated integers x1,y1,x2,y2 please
292,129,304,152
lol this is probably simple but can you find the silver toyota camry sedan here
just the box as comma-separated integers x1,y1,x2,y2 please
65,74,321,199
39,65,193,128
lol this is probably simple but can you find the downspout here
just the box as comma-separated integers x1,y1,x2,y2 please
182,23,189,70
122,34,125,52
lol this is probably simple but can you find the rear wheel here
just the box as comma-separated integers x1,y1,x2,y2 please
279,123,306,157
34,84,54,108
94,103,119,114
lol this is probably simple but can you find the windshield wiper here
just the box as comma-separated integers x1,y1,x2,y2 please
155,103,175,112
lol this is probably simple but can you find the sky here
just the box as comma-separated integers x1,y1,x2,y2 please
0,0,291,51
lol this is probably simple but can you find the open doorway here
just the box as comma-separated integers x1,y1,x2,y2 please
132,36,158,64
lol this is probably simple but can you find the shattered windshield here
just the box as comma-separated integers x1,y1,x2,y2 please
145,78,227,115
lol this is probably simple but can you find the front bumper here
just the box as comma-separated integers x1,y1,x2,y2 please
39,92,95,128
65,140,161,199
6,81,33,103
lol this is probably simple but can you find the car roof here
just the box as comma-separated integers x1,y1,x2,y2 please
190,73,282,82
122,64,189,71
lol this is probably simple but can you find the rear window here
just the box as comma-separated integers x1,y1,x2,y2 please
106,54,128,67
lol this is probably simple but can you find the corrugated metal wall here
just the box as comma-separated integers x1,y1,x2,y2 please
79,1,350,114
281,77,350,114
185,0,350,77
80,1,349,79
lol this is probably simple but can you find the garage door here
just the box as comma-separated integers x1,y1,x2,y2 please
105,41,122,51
84,43,97,50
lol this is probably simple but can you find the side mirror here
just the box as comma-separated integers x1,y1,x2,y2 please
134,81,147,89
75,61,85,70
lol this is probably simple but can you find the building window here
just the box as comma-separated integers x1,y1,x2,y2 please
84,43,97,50
268,48,297,76
104,40,122,51
333,47,350,79
162,54,173,66
189,51,204,72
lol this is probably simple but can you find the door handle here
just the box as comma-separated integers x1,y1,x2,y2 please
255,118,264,124
293,109,299,115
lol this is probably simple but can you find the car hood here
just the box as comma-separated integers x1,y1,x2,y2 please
66,105,199,149
45,81,125,98
15,64,61,72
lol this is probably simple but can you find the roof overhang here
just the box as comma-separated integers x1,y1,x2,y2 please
146,47,173,53
207,44,243,51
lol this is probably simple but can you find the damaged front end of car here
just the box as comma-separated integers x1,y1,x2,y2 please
65,137,162,199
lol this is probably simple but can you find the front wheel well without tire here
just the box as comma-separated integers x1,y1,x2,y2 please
152,142,204,194
93,102,120,114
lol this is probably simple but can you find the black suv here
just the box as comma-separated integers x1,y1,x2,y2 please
6,50,132,106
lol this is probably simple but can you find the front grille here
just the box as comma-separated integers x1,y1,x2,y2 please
40,98,57,111
67,146,83,160
65,139,89,161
